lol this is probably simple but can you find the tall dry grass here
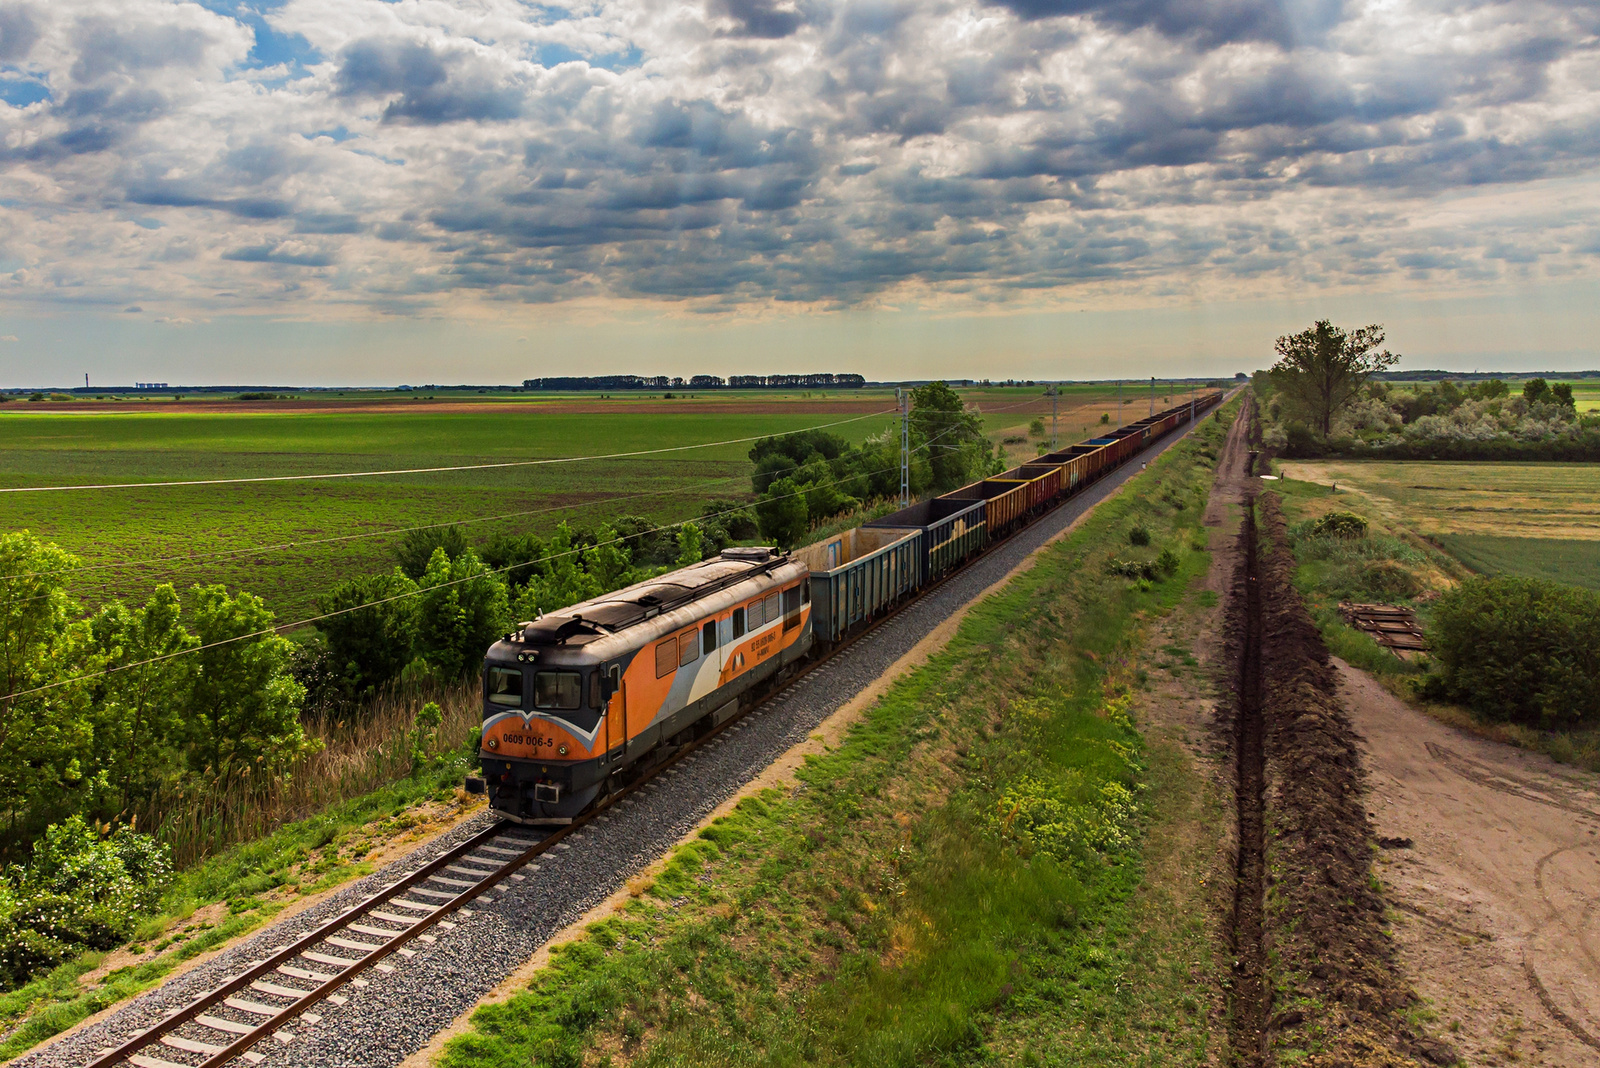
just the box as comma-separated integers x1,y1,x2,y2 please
134,680,481,868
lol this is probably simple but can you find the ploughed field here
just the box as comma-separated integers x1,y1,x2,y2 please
0,386,1146,618
1276,459,1600,589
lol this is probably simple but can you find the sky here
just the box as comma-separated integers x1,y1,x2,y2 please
1,0,1598,385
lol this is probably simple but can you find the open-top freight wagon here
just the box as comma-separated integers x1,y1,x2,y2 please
472,391,1224,823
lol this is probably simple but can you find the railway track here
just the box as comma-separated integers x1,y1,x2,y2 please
78,397,1232,1068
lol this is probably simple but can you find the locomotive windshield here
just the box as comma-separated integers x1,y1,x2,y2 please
487,666,522,707
533,671,583,710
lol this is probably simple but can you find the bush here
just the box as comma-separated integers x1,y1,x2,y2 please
1309,512,1368,539
1430,577,1600,727
1128,526,1150,546
1028,418,1046,437
0,817,172,989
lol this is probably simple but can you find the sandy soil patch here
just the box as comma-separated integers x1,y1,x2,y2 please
1339,661,1600,1065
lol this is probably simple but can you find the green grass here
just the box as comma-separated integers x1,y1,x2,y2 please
1435,533,1600,590
0,747,483,1060
436,400,1236,1068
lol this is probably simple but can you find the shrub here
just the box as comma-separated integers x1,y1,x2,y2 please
0,817,172,989
1128,525,1150,546
1309,511,1368,539
1430,577,1600,728
1028,418,1046,437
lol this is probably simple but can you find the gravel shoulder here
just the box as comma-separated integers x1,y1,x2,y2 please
1339,660,1600,1065
12,412,1220,1068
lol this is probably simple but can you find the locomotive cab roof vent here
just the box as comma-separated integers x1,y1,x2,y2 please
720,546,776,562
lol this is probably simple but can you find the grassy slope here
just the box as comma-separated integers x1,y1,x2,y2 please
437,404,1235,1068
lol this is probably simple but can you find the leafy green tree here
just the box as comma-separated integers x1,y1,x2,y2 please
186,585,314,783
756,477,810,549
1522,378,1550,405
1028,417,1046,437
317,570,420,698
583,525,634,587
1268,320,1399,436
675,522,705,568
512,523,601,620
1550,383,1575,409
395,525,470,580
0,534,96,836
87,585,197,813
415,549,511,678
910,381,990,493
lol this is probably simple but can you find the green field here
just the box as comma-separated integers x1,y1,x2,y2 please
0,384,1190,619
1274,459,1600,587
0,400,900,618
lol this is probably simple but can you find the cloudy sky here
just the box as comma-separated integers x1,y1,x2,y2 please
1,0,1597,384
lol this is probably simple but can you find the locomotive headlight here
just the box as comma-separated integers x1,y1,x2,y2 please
486,737,499,749
558,745,568,755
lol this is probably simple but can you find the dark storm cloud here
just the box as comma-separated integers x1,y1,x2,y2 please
713,0,808,37
0,6,41,61
222,243,337,267
995,0,1345,48
335,38,524,124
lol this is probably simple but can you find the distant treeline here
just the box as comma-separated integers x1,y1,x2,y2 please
1373,369,1600,381
523,373,866,390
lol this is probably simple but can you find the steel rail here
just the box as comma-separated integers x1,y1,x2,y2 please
79,394,1224,1068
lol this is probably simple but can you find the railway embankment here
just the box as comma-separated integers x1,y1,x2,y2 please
422,404,1240,1066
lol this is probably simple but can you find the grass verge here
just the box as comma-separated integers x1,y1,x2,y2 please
436,404,1237,1068
0,745,482,1061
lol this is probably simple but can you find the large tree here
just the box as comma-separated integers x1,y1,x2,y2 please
1269,320,1400,436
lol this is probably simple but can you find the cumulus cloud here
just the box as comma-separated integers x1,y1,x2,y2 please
0,0,1596,317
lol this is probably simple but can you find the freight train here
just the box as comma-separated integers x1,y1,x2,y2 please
471,391,1224,823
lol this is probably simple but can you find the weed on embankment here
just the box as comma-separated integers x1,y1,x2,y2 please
436,403,1238,1068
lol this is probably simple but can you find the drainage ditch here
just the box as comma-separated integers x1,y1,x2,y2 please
1228,499,1270,1067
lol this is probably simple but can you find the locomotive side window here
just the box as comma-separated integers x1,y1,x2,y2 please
782,586,802,632
679,630,699,666
732,607,746,639
487,666,523,707
656,639,677,678
764,593,780,622
747,599,763,629
802,582,810,604
702,621,717,654
533,671,582,710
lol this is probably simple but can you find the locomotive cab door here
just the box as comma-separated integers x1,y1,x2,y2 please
601,664,625,764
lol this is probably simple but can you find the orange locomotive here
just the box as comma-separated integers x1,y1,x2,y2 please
475,547,812,823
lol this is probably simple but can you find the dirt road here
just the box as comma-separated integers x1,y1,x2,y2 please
1339,663,1600,1065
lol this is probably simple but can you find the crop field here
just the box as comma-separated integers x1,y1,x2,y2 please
1274,459,1600,587
1569,382,1600,412
0,384,1184,618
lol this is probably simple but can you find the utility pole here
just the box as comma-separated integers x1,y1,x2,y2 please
896,387,910,508
1116,378,1121,423
1149,376,1155,418
1049,383,1058,449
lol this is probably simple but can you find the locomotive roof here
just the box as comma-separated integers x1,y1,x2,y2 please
516,547,792,647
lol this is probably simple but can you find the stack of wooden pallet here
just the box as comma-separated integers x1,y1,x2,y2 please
1339,603,1428,660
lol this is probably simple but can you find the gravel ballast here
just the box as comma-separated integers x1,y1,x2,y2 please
20,413,1216,1068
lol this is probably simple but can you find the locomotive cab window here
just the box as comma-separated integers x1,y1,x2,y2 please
732,607,745,639
533,671,582,710
487,666,522,707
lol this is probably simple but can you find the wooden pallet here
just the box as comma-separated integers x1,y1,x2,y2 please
1339,602,1428,659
